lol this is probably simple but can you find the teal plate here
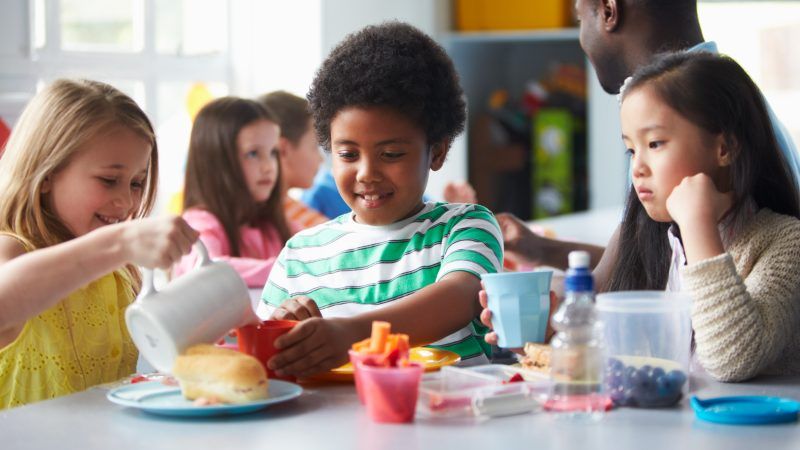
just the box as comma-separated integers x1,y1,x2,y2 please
107,380,302,417
691,395,800,425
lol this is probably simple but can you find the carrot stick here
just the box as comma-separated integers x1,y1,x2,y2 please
368,321,391,354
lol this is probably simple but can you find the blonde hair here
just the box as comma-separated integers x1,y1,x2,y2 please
0,79,159,249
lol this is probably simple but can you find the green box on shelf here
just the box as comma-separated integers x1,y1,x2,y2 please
531,108,574,218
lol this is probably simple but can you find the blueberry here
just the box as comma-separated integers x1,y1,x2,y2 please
623,366,637,384
613,363,687,408
621,387,637,406
605,369,624,389
609,384,626,404
607,358,625,372
667,369,687,387
634,368,652,388
626,368,641,389
655,374,673,397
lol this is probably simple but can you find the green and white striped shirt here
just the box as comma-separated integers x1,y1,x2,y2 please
258,202,503,364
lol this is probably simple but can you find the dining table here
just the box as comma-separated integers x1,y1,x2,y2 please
3,368,799,450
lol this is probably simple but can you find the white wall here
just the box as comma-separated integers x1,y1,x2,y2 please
319,0,462,201
587,65,627,209
230,0,322,98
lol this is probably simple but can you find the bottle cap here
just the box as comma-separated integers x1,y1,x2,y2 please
568,251,590,269
565,250,593,292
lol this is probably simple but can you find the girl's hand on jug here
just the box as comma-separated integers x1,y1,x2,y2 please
120,216,198,269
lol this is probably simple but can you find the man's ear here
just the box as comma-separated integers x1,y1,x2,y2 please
430,141,449,171
602,0,621,32
717,133,735,167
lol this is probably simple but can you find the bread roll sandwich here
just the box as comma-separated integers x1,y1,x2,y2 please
172,344,269,404
520,342,551,373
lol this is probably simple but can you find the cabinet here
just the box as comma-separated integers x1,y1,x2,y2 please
443,29,626,220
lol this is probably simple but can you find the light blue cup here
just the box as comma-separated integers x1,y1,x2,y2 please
481,270,553,348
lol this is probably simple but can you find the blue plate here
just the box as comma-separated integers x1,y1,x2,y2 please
107,380,302,417
691,395,800,425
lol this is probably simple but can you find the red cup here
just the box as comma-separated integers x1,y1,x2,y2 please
357,362,423,423
237,320,298,381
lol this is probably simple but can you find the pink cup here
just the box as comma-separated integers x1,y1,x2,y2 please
357,362,423,423
349,350,382,404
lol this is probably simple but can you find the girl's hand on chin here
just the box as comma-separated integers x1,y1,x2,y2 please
666,173,734,229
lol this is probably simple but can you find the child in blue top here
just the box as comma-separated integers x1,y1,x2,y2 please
259,22,503,377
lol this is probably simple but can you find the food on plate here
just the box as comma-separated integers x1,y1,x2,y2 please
520,342,551,373
172,344,269,404
351,321,411,368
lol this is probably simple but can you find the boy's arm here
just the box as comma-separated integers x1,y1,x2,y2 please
268,272,481,378
339,271,481,347
269,204,500,377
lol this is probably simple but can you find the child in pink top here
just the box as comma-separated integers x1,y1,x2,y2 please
173,97,291,287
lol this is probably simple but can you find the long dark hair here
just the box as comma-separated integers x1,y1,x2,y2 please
606,51,800,291
183,97,291,256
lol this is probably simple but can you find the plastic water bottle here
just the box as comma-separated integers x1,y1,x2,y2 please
546,251,607,420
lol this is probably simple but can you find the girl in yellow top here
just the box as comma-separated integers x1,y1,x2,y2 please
0,79,198,409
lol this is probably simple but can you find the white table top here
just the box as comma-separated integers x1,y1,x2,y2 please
530,206,622,247
3,372,799,450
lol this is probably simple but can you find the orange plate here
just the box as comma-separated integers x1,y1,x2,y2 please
310,347,460,382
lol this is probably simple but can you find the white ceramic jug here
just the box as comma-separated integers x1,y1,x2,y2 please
125,241,259,373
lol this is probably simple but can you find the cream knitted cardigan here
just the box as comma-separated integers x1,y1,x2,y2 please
681,208,800,382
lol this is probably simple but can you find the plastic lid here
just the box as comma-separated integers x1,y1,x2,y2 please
691,395,800,425
568,251,590,269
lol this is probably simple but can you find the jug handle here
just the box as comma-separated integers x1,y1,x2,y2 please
140,240,211,298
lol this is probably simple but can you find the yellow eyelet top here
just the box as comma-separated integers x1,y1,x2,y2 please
0,232,139,409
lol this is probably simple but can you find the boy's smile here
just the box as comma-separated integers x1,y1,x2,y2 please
329,106,447,226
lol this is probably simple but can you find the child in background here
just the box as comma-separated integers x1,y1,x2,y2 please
257,91,327,229
173,97,291,288
259,22,503,378
482,52,800,382
0,79,197,408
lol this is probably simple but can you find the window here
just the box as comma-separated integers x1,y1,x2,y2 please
699,1,800,147
29,0,233,211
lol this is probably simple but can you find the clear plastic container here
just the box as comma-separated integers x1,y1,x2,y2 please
417,365,549,418
596,291,692,408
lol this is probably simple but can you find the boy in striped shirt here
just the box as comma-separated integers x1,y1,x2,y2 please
257,22,503,378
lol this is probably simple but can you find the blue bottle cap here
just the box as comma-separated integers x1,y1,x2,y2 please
691,395,800,425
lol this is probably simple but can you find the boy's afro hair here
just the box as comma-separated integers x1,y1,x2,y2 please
307,21,466,151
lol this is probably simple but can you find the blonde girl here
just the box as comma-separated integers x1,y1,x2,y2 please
173,97,291,287
0,79,198,409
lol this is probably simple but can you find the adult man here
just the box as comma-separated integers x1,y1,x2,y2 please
497,0,800,287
